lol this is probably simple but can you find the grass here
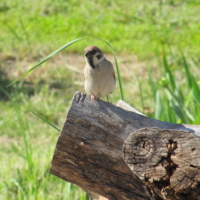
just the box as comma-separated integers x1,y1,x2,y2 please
1,0,200,58
0,0,200,200
149,49,200,124
0,81,87,200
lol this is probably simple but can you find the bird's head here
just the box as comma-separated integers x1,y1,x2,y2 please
84,46,105,69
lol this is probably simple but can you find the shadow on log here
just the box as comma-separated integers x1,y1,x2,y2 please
50,92,200,200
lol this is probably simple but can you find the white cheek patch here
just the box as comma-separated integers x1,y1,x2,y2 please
91,52,104,67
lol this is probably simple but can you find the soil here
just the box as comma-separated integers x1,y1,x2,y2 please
0,52,150,83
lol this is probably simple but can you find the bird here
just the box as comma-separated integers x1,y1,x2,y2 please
83,46,116,103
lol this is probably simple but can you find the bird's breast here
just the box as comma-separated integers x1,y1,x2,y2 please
84,64,115,98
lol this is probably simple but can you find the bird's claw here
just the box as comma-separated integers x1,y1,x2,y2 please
91,94,97,104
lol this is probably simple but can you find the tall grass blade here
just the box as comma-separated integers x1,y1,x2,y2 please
166,100,176,123
9,179,26,197
16,107,33,169
7,37,87,87
180,51,200,104
192,78,200,104
162,45,175,90
165,88,194,122
181,52,192,87
148,69,157,98
29,110,61,132
0,85,12,100
193,112,200,125
174,83,184,103
7,36,124,100
171,100,187,123
94,37,124,100
184,90,193,107
137,78,144,112
155,90,163,120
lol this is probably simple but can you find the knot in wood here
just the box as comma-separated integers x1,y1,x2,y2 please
134,137,152,157
125,136,153,165
123,128,159,180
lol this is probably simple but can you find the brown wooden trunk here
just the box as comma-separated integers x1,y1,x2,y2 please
50,92,200,200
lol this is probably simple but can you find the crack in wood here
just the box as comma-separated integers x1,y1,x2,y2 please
123,127,200,200
74,91,87,103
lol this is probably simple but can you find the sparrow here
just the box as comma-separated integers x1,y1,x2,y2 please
84,46,116,103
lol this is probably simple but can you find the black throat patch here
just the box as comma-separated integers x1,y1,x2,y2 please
87,57,95,69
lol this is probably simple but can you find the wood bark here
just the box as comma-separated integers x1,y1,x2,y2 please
50,92,200,200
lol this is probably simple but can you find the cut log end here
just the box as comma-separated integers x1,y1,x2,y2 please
122,127,200,200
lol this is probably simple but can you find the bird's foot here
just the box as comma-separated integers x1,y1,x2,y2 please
91,94,97,104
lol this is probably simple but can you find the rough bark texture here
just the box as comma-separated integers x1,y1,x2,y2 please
50,92,200,200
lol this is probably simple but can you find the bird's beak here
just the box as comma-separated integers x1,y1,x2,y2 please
84,51,92,57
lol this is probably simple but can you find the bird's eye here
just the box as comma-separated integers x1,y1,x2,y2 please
96,52,102,59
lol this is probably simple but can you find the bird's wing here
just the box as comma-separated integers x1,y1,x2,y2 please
109,61,116,82
113,70,116,82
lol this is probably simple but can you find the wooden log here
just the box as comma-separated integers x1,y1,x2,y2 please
49,92,200,200
122,127,200,200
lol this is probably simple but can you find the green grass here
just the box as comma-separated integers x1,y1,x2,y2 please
0,81,87,200
149,49,200,124
0,0,200,199
1,0,200,58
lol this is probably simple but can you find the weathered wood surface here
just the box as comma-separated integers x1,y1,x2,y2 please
123,128,200,200
50,91,200,200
